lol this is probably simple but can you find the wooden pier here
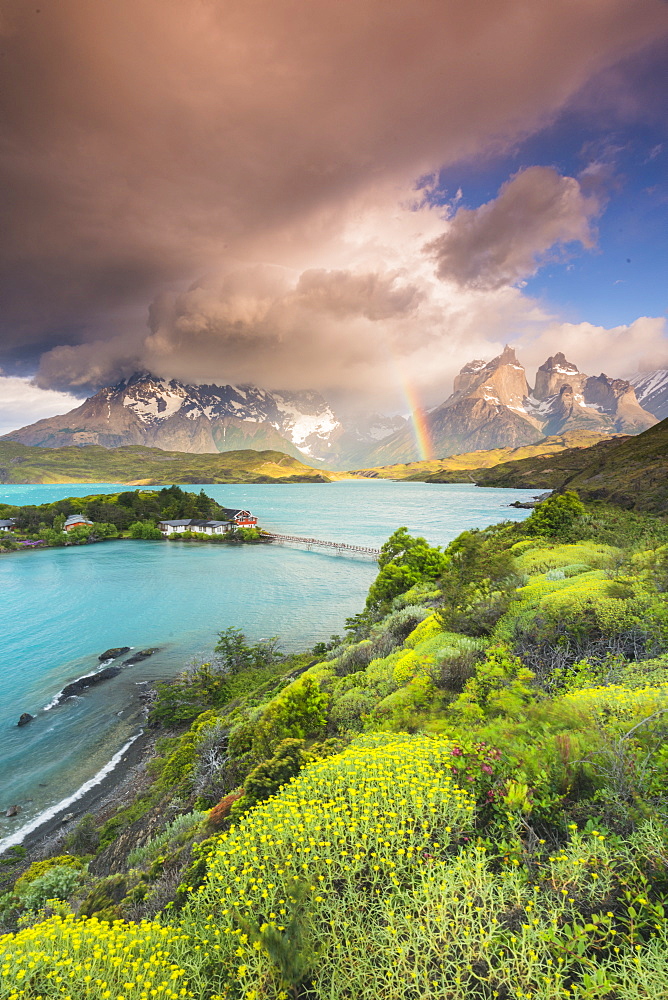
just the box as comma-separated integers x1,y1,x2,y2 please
264,532,380,560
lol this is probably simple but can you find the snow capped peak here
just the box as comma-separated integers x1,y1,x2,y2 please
538,352,580,375
106,371,345,456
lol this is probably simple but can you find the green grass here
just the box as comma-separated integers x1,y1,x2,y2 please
340,430,614,480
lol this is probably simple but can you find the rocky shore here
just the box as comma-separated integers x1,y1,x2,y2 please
13,728,158,863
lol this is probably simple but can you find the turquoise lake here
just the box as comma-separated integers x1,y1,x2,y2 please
0,480,536,848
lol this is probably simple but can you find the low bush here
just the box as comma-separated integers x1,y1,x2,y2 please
250,675,328,757
21,866,84,913
126,811,206,870
13,856,87,895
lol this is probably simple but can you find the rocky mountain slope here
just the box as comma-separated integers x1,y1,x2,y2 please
364,348,656,465
3,357,657,469
630,369,668,420
1,374,340,462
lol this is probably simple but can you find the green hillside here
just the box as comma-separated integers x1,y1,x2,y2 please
4,497,668,997
344,430,614,480
421,418,668,514
0,441,329,484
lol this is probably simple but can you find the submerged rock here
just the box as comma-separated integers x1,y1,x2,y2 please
5,805,20,818
98,647,131,661
17,712,34,727
58,665,122,703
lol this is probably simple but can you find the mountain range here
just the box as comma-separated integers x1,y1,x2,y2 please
2,374,406,469
3,353,665,468
363,348,658,465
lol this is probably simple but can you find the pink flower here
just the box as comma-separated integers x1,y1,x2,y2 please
481,764,493,774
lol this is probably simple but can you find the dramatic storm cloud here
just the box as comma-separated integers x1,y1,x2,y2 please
1,0,667,410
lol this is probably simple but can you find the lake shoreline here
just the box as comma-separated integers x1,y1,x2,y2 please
0,480,536,858
3,727,157,859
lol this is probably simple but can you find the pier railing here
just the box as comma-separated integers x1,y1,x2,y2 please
264,532,380,560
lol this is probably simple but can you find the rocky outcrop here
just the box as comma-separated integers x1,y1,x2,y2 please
123,648,158,666
448,346,532,412
583,375,657,433
99,647,131,661
533,353,586,401
17,713,34,727
58,665,122,703
538,384,610,437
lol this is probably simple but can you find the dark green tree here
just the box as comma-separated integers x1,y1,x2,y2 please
366,527,448,611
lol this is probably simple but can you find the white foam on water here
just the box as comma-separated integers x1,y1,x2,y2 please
0,731,143,853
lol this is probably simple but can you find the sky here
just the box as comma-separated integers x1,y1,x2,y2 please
0,0,667,433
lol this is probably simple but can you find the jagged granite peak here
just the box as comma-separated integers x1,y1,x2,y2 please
364,348,656,467
365,347,539,466
449,345,531,412
629,370,668,421
533,352,586,401
535,383,609,437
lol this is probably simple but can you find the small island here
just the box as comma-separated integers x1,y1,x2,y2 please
0,486,264,552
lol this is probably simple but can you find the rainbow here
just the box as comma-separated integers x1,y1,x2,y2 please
397,373,433,462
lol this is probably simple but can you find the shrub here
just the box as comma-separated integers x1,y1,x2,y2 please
231,738,313,817
21,866,83,912
63,813,100,855
251,675,328,756
330,639,376,677
365,674,437,731
128,520,163,540
214,626,280,674
330,686,378,731
452,646,537,723
207,790,245,831
126,811,206,870
366,527,448,611
154,711,222,792
188,733,477,996
427,647,484,692
13,855,87,895
525,489,586,540
0,913,194,998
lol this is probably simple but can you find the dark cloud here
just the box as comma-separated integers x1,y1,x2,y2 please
1,0,667,401
427,167,603,289
0,0,665,364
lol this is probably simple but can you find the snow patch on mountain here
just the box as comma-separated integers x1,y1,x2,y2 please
630,370,668,420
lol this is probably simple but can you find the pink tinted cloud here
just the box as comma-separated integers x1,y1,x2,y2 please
2,0,666,359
